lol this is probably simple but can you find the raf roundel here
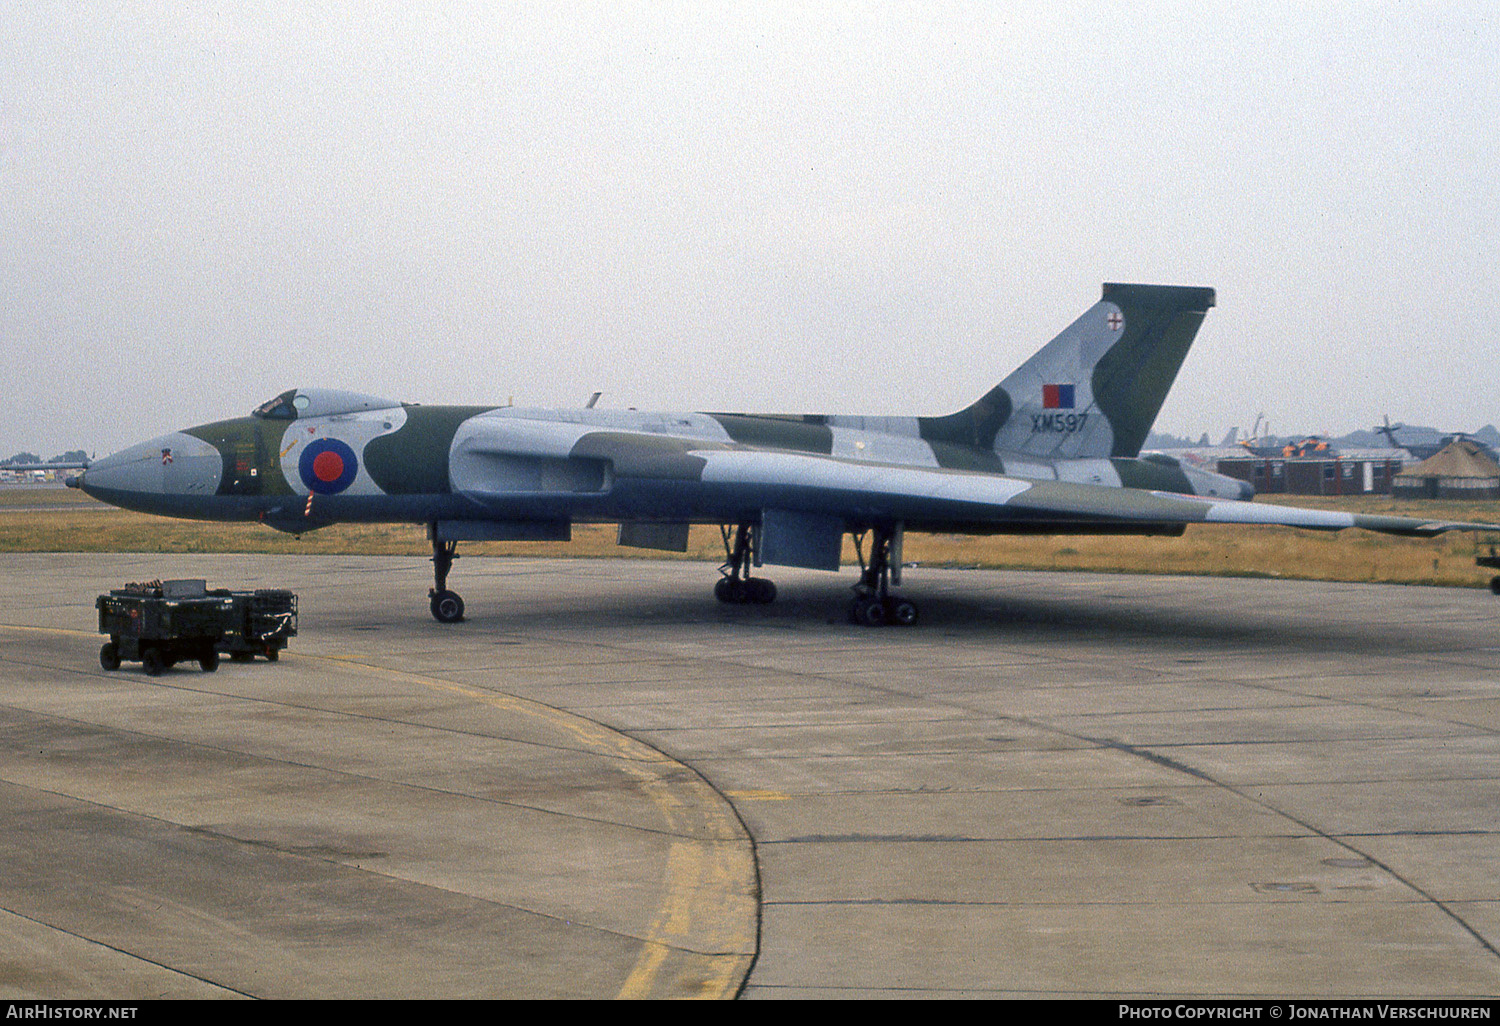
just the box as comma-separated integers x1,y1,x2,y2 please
299,438,359,494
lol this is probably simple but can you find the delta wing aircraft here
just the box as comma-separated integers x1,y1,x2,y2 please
75,283,1500,627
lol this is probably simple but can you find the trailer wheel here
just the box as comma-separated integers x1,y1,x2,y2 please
99,642,120,671
199,648,219,672
264,646,279,662
141,647,166,676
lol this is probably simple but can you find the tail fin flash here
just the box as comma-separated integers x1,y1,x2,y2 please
922,283,1215,461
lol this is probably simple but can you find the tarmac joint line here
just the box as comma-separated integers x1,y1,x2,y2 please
306,651,760,1000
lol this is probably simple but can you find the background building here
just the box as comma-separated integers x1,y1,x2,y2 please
1393,439,1500,500
1215,447,1408,496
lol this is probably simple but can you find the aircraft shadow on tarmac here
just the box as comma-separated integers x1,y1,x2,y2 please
382,566,1472,659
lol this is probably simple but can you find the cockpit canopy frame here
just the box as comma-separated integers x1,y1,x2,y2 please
252,389,402,421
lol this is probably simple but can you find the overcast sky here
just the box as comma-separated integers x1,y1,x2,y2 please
4,2,1497,456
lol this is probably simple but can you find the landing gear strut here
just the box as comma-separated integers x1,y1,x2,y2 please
849,524,918,627
428,525,465,623
715,523,777,605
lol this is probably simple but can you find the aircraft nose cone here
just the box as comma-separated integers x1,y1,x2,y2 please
1237,478,1256,501
79,432,222,510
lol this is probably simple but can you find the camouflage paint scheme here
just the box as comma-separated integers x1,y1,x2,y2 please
77,284,1500,621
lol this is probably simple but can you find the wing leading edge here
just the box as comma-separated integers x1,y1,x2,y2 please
688,447,1500,541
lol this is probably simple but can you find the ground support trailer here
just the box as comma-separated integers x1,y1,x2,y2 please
96,580,234,675
1478,548,1500,595
213,589,297,662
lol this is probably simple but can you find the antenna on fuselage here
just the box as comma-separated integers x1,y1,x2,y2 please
585,391,602,409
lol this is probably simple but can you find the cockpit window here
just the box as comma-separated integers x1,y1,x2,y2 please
252,389,399,420
252,390,309,420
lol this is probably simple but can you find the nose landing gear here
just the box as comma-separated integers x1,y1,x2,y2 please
429,529,465,623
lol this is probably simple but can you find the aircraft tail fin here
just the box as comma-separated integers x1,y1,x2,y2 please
920,283,1215,461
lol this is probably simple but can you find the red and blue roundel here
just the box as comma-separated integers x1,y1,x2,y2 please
299,438,359,494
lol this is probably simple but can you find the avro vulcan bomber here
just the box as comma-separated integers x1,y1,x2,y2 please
76,284,1500,626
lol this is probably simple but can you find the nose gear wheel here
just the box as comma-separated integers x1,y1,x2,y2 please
428,528,465,623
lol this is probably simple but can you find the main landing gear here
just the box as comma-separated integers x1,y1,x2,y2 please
429,528,465,623
712,521,920,626
849,525,918,628
715,523,777,605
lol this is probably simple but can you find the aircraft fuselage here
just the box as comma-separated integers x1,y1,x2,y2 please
79,397,1251,538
